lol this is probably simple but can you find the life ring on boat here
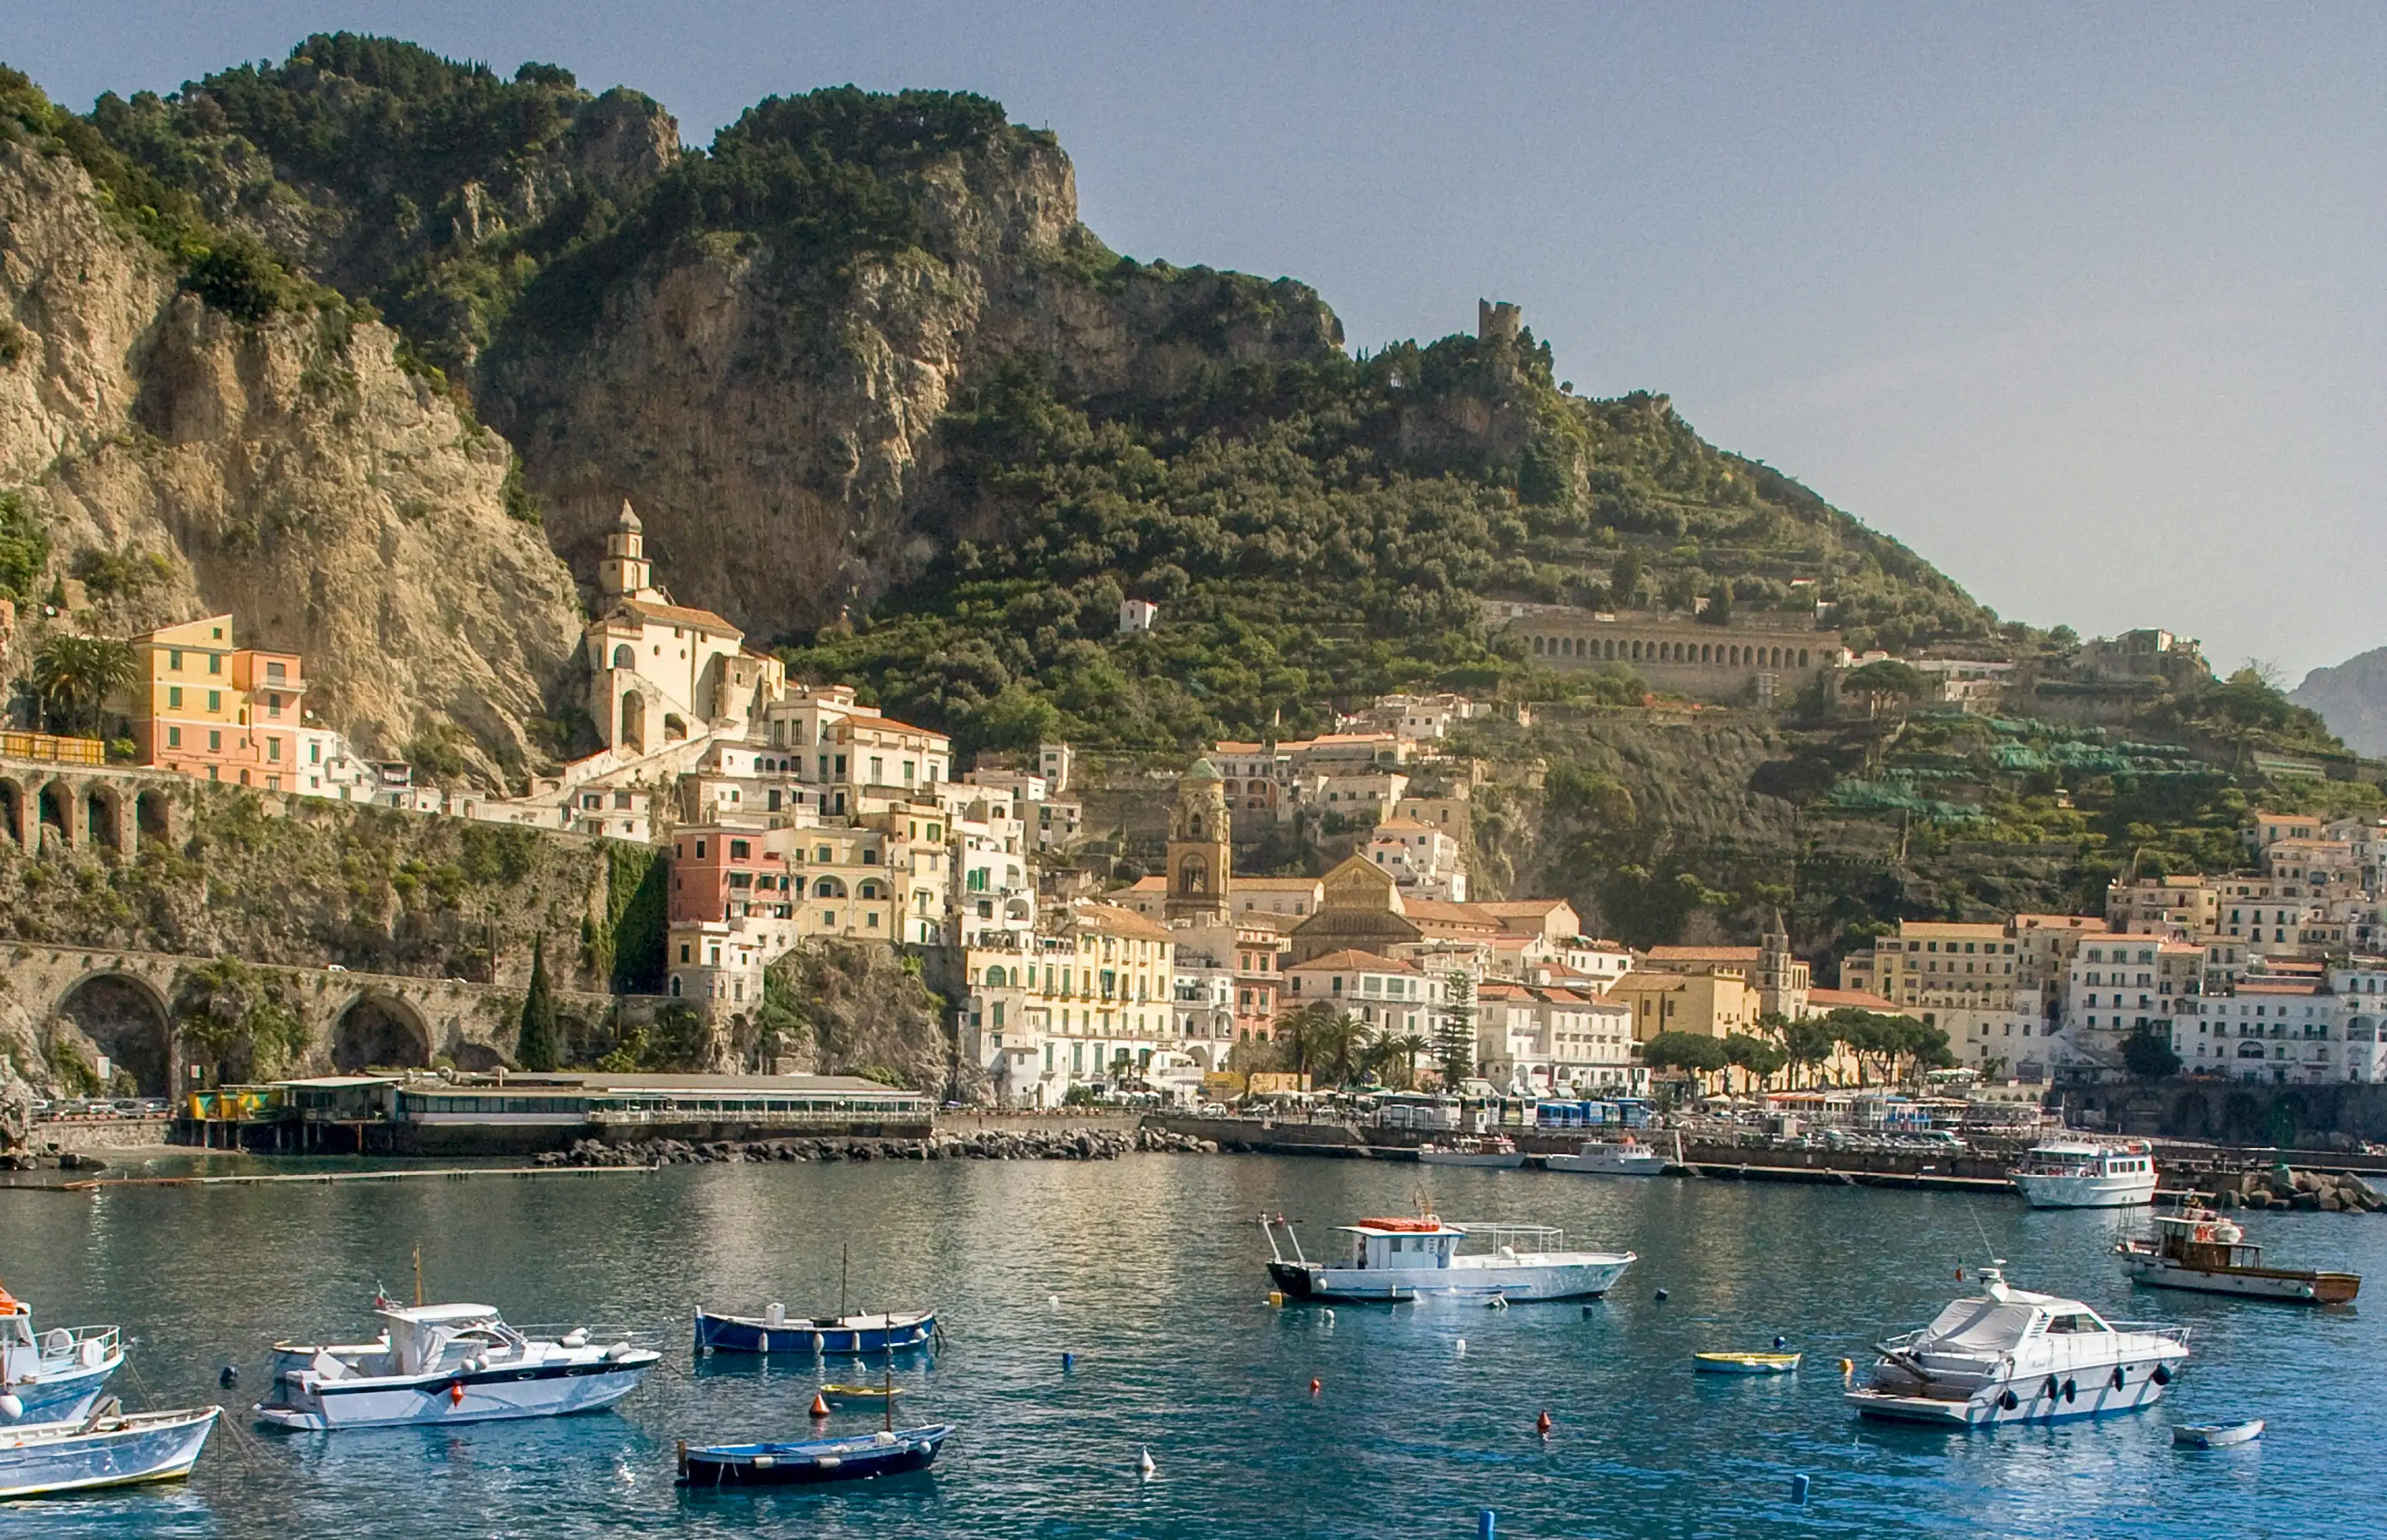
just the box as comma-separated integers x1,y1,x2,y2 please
2151,1364,2171,1386
1998,1391,2018,1411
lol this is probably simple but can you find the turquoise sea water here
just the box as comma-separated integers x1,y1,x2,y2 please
1,1151,2379,1538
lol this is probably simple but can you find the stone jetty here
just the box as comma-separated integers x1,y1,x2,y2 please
2201,1166,2387,1213
539,1124,1218,1167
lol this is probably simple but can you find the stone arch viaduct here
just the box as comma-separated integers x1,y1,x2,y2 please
0,758,188,860
5,942,618,1096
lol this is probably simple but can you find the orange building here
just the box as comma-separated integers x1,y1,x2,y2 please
124,614,307,788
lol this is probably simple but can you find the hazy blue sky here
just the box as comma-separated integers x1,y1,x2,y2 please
15,4,2384,679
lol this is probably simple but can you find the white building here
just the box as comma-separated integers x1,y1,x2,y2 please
1366,819,1467,902
1119,599,1160,634
1475,983,1642,1096
2183,979,2345,1085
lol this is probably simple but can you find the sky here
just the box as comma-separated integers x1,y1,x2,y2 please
12,3,2385,681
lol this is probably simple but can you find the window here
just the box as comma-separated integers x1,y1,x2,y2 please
167,726,181,748
207,654,221,675
168,648,183,670
267,738,281,762
207,691,221,712
730,839,750,860
168,686,182,708
207,729,221,752
267,693,283,717
266,661,286,681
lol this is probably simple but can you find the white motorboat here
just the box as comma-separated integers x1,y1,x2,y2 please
0,1284,123,1424
0,1402,220,1498
2011,1139,2158,1208
1846,1264,2189,1427
1543,1137,1666,1177
2117,1200,2361,1304
254,1303,659,1431
1415,1137,1525,1169
1262,1213,1635,1302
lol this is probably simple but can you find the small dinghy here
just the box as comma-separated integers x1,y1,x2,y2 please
677,1423,952,1488
818,1382,906,1405
2174,1418,2263,1448
0,1402,221,1498
694,1307,935,1357
1695,1351,1801,1374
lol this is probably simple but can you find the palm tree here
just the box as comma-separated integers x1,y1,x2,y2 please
1373,1032,1431,1090
1311,1011,1370,1088
32,634,136,737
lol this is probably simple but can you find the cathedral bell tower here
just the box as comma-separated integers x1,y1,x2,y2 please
598,499,657,603
1165,758,1231,923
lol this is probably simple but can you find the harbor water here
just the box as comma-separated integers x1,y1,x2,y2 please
3,1151,2382,1538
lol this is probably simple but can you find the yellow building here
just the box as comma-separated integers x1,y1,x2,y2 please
124,614,306,788
1608,969,1761,1044
956,902,1180,1106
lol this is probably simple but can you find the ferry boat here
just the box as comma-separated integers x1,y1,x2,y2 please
2010,1139,2158,1208
1415,1137,1525,1168
2116,1200,2361,1303
1845,1264,2189,1427
254,1303,660,1430
0,1284,123,1425
0,1403,220,1498
1543,1137,1666,1177
1260,1213,1635,1302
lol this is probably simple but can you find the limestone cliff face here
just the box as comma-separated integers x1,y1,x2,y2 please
483,140,1343,641
0,139,584,779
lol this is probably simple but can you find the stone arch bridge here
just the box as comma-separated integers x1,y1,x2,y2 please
3,942,618,1096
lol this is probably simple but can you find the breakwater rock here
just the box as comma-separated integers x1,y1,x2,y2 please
2203,1166,2387,1213
537,1126,1218,1167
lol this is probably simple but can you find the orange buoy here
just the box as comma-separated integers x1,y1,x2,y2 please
810,1392,831,1417
1309,1378,1321,1394
448,1382,464,1407
1536,1410,1552,1438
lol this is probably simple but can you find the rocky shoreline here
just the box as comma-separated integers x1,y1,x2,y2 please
2201,1166,2387,1212
536,1126,1220,1167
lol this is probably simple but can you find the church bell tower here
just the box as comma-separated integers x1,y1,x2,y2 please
1166,758,1231,923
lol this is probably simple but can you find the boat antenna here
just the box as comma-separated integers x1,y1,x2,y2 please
884,1311,895,1434
413,1241,424,1308
1962,1199,1997,1272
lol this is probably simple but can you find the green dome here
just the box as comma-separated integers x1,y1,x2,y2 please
1184,757,1223,782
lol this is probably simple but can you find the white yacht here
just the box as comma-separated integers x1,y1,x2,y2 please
2010,1139,2158,1208
1846,1265,2189,1427
1543,1137,1666,1177
1262,1213,1635,1302
1415,1137,1525,1169
255,1303,659,1430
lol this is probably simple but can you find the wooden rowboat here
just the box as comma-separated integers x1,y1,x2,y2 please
1694,1351,1801,1374
2173,1418,2263,1448
818,1383,906,1404
678,1423,952,1487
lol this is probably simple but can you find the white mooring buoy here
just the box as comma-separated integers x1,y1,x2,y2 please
1139,1446,1156,1478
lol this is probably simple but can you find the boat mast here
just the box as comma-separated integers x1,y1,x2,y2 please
883,1319,894,1433
413,1242,423,1308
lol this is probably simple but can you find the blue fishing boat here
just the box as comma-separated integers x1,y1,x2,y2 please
0,1284,124,1424
0,1403,221,1498
694,1306,935,1357
676,1423,952,1488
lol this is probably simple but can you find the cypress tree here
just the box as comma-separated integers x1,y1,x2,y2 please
516,936,561,1071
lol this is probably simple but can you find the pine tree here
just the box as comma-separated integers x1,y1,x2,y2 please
1434,971,1476,1090
516,936,561,1071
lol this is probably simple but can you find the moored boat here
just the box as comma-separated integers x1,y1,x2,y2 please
0,1403,220,1498
1416,1137,1525,1169
2117,1200,2360,1304
1846,1264,2189,1428
0,1283,124,1425
254,1302,659,1431
2174,1418,2263,1448
2011,1139,2158,1208
817,1382,906,1406
677,1423,952,1488
695,1307,935,1356
1543,1138,1666,1177
1695,1351,1800,1374
1261,1212,1634,1302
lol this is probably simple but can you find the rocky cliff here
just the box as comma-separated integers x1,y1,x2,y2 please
0,128,584,780
2292,648,2387,758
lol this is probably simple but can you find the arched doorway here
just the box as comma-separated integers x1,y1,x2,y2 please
0,778,22,845
450,1042,509,1072
53,974,172,1095
38,781,71,847
137,790,172,846
331,995,431,1073
86,785,122,852
619,690,646,753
